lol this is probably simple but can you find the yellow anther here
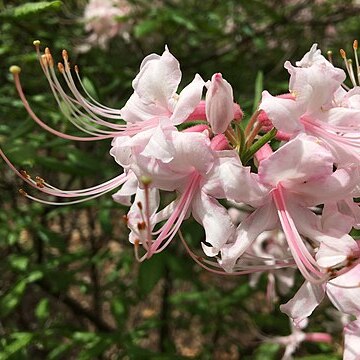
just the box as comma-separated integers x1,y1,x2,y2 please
9,65,21,74
140,175,152,186
33,40,41,47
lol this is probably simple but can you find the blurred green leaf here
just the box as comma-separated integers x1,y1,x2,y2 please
35,298,49,320
0,1,62,18
0,280,27,317
138,252,166,296
8,255,29,272
0,332,33,359
254,342,280,360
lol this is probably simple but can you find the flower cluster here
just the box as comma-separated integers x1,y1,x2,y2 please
3,41,360,359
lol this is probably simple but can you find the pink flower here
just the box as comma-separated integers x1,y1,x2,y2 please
219,134,359,283
120,46,206,127
280,265,360,358
205,73,242,134
259,43,360,164
81,0,132,51
111,127,238,259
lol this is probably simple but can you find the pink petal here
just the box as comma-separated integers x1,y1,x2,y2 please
205,73,234,134
191,191,236,256
219,201,279,272
258,134,334,188
327,264,360,317
259,90,304,134
343,320,360,360
170,74,205,125
280,281,325,326
132,46,181,109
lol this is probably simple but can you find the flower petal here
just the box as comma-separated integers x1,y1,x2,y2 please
170,74,205,125
133,46,181,108
191,191,236,257
280,281,325,327
220,201,279,272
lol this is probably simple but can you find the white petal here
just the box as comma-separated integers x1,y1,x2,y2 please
170,74,205,125
132,47,181,109
344,320,360,360
280,281,325,326
220,201,279,272
191,191,236,256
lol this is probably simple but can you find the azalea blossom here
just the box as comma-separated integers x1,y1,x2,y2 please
80,0,132,51
220,134,359,284
4,39,360,359
259,43,360,164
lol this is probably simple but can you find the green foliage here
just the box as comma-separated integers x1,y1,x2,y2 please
0,1,62,18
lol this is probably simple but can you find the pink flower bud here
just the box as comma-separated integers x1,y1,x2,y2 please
206,73,235,134
210,134,230,150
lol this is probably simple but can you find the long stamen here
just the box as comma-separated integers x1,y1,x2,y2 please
10,67,113,141
151,175,201,254
273,186,327,284
353,40,360,85
178,231,295,275
340,48,357,88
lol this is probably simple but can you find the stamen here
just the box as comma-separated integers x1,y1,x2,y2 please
347,59,357,87
9,65,21,75
19,189,27,196
20,170,31,179
353,40,360,84
10,70,114,141
326,50,333,64
273,185,327,284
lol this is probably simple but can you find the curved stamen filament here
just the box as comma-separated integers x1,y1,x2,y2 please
178,231,296,275
273,186,327,284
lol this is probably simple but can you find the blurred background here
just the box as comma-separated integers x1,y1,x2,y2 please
1,0,360,358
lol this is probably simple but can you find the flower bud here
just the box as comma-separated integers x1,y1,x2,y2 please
206,73,234,134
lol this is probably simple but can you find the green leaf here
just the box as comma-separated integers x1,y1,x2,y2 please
134,19,159,38
26,270,44,283
254,342,280,360
8,255,29,272
0,1,62,18
252,71,263,113
138,252,167,296
35,298,49,320
81,77,98,101
0,280,27,317
111,298,126,326
0,332,33,359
